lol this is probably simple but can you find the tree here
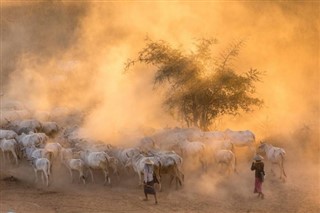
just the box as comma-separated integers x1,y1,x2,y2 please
126,38,263,130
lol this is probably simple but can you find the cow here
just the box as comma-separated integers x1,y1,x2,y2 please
172,140,207,172
61,148,86,184
0,138,20,165
0,129,18,140
147,150,184,191
80,150,112,185
30,157,51,187
258,142,287,181
215,149,237,175
125,153,160,187
41,122,59,136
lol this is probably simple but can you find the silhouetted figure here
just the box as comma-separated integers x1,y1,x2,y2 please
251,154,265,199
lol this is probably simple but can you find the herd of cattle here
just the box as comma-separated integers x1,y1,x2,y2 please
0,117,287,189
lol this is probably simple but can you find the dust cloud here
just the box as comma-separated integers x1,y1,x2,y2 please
1,0,318,153
2,2,318,141
0,2,319,212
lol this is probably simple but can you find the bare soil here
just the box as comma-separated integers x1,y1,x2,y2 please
0,150,319,213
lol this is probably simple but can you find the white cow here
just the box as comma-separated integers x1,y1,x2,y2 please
18,132,48,148
148,150,184,191
62,149,86,184
173,140,207,171
19,119,42,131
31,148,47,159
23,146,52,162
202,131,227,142
0,129,18,139
44,142,63,161
108,147,141,170
80,151,112,185
258,142,287,181
41,122,59,136
0,110,31,127
224,129,256,151
125,153,158,186
153,127,203,150
215,149,237,175
65,159,86,184
30,157,51,186
202,129,255,152
0,138,19,165
138,137,157,152
7,119,42,134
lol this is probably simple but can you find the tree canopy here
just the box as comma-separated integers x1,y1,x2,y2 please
126,38,264,130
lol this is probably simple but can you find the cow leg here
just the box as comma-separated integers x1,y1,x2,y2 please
138,172,142,186
154,194,158,204
281,159,287,180
169,175,174,187
200,155,207,172
45,172,49,187
174,169,179,190
176,168,184,186
0,150,4,165
0,150,3,162
103,169,110,185
270,163,276,176
4,152,8,164
155,176,161,192
278,164,282,179
41,171,45,185
69,168,74,183
4,152,8,163
278,163,284,180
114,170,120,181
11,150,18,165
174,167,183,189
79,170,86,184
175,176,179,190
34,169,38,183
89,169,95,183
43,170,49,186
153,169,161,192
199,158,205,172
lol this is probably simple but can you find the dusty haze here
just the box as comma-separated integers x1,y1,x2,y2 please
0,2,319,213
1,1,319,145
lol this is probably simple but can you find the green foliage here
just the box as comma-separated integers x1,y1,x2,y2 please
126,37,264,130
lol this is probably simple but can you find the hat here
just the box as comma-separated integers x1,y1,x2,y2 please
253,154,264,161
144,159,154,165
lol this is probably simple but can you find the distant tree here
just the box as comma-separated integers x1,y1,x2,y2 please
126,38,264,130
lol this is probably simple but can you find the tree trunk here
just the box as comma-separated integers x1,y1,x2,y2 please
192,95,200,128
200,109,209,131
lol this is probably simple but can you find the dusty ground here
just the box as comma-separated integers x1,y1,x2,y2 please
0,149,319,213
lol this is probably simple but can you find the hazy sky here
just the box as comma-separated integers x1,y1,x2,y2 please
1,1,319,141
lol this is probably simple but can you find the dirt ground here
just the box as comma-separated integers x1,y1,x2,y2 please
0,149,319,213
